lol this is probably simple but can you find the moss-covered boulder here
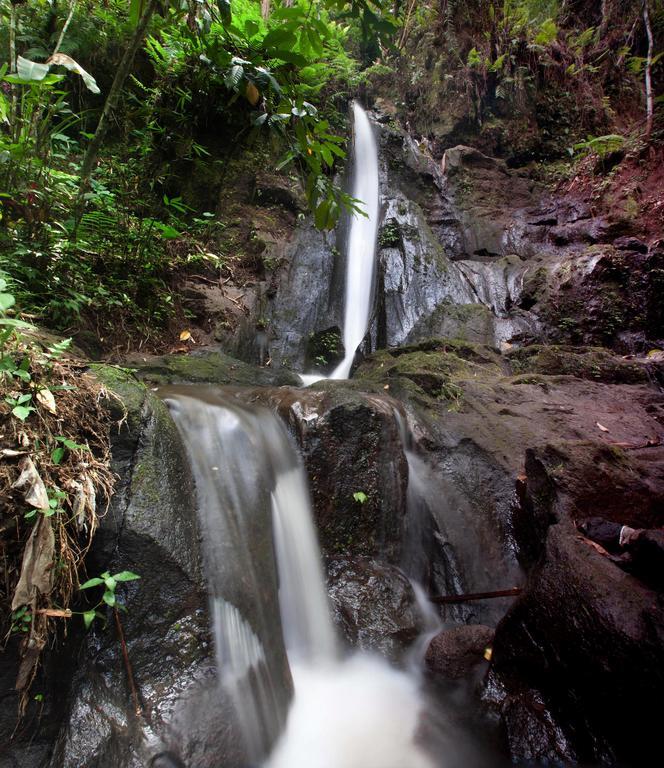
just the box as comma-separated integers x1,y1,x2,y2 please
129,349,300,388
506,344,650,385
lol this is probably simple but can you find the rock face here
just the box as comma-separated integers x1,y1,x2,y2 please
355,338,664,762
266,223,345,371
488,439,664,766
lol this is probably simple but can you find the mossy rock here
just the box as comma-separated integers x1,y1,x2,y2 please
507,345,650,385
130,349,300,388
355,338,503,404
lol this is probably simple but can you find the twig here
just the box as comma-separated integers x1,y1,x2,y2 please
114,607,142,718
430,587,522,605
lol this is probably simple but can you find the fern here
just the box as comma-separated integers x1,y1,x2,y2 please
77,211,118,241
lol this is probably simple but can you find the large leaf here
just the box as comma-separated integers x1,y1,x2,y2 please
129,0,147,28
217,0,231,25
225,64,244,90
16,55,50,82
47,54,100,94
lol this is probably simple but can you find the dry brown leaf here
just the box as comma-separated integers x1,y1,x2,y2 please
12,457,49,509
1,448,28,458
245,81,260,106
179,330,192,341
596,422,609,433
36,388,57,414
11,517,55,610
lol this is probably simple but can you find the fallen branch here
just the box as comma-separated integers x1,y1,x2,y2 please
430,587,522,605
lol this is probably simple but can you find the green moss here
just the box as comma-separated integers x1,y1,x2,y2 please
507,345,648,385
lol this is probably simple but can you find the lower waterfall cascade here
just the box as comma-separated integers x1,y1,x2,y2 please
166,388,457,768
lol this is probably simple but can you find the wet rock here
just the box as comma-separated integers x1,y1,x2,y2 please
246,386,409,562
267,223,344,371
425,625,494,680
374,134,543,350
498,687,578,764
327,558,423,660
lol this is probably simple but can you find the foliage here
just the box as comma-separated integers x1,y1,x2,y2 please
0,278,116,707
79,569,141,628
0,0,399,347
573,134,625,158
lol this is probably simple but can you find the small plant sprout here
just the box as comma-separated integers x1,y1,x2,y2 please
353,491,368,504
79,571,141,628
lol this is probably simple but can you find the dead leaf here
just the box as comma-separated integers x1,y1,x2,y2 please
596,422,609,433
11,517,55,610
36,388,57,414
483,646,493,662
179,330,192,341
245,81,260,106
1,448,28,458
12,457,49,509
383,384,390,390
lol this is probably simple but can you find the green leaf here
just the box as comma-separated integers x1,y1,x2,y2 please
353,491,368,504
16,55,50,82
217,0,232,25
0,293,15,311
314,199,331,230
83,610,96,629
102,591,116,607
79,577,105,590
321,145,334,168
12,405,32,421
51,447,65,465
113,571,141,582
225,64,244,90
104,576,117,592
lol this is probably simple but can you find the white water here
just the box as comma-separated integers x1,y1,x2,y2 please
266,656,435,768
301,101,380,385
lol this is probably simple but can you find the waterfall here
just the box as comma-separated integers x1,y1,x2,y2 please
166,387,437,768
302,102,380,385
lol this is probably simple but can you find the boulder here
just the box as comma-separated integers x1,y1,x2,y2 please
425,625,494,680
327,558,423,660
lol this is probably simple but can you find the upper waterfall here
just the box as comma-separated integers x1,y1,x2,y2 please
329,101,380,379
301,101,380,385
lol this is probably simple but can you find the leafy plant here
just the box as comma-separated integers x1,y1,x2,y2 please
353,491,368,504
573,134,624,158
4,392,35,422
79,570,141,628
10,606,32,634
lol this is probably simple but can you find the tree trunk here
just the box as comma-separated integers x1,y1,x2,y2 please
261,0,270,20
77,0,159,202
643,0,654,139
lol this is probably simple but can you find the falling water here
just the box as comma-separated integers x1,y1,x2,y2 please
301,101,379,385
165,387,437,768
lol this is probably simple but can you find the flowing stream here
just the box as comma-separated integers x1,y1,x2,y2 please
166,388,440,768
301,101,380,384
